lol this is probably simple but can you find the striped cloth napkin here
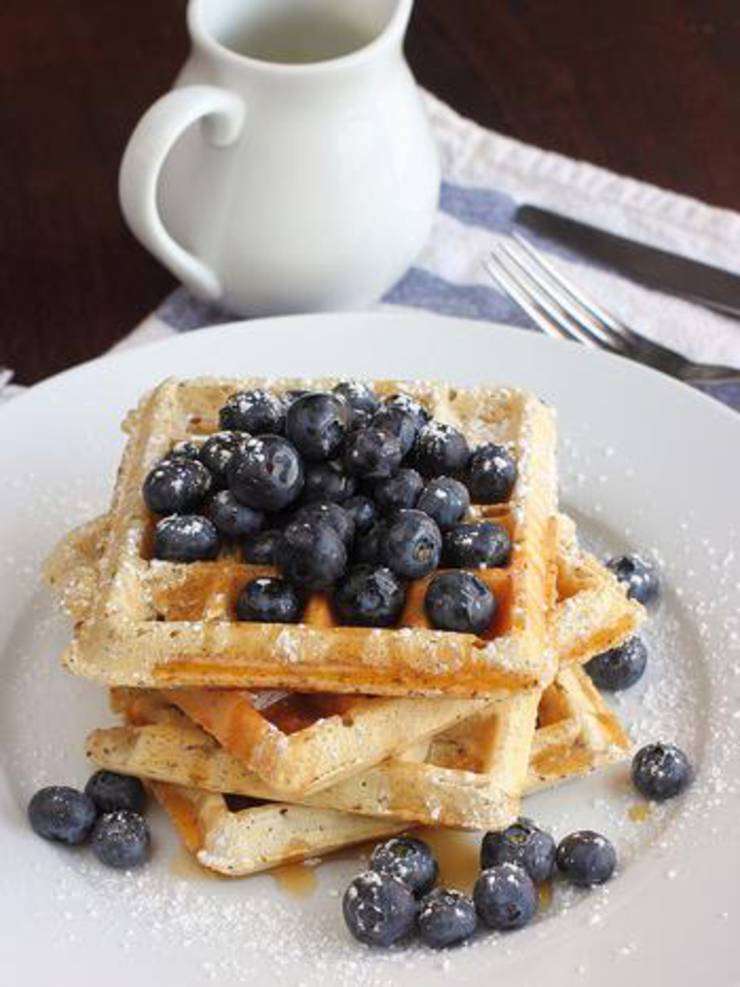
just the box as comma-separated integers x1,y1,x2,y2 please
7,93,740,408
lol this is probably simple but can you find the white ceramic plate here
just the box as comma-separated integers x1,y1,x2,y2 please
1,313,738,986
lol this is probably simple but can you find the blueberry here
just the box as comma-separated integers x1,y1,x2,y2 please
606,553,660,605
228,435,304,512
371,407,418,457
285,392,350,461
332,565,406,627
242,529,282,564
302,460,357,503
415,422,470,477
418,888,477,949
236,576,303,623
170,440,200,460
370,836,438,896
556,831,616,887
443,521,511,568
293,501,355,547
153,515,220,563
416,476,470,530
481,818,556,883
198,430,251,486
91,810,150,869
262,509,295,530
383,392,431,430
85,771,146,814
142,458,212,515
348,409,373,431
381,510,441,579
343,870,417,947
353,520,388,565
219,389,285,434
467,443,517,504
631,742,692,801
343,494,377,535
585,637,647,691
343,427,403,479
283,388,310,406
28,786,97,845
474,862,537,930
332,381,380,423
207,489,264,538
425,571,495,634
372,469,423,514
276,520,347,589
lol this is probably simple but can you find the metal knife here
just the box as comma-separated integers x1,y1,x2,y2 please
515,204,740,319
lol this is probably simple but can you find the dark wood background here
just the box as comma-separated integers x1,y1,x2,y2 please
3,1,740,384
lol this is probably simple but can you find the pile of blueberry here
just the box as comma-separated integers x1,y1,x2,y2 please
344,722,693,953
343,822,618,949
28,770,151,869
142,384,518,633
583,555,692,799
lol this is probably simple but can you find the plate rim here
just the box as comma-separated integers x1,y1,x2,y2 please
1,310,738,987
5,311,739,431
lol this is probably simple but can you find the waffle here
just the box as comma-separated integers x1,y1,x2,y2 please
48,377,558,697
49,511,642,798
148,784,407,877
88,663,630,832
527,663,632,790
89,664,629,875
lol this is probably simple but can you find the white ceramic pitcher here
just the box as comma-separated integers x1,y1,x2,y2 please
119,0,440,316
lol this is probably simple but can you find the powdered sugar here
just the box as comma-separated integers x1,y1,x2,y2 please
8,492,737,983
3,390,740,984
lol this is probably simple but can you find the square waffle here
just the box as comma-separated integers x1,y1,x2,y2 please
94,664,630,876
49,513,642,798
49,376,558,697
148,784,407,877
87,663,631,833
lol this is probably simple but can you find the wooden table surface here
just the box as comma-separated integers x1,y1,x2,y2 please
3,0,740,384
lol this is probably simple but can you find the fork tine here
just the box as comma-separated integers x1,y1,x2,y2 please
498,242,619,352
492,244,604,350
483,254,578,344
511,233,633,349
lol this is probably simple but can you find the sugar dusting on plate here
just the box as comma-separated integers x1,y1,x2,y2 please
3,428,740,985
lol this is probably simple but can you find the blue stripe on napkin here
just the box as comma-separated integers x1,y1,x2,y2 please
158,266,531,332
383,268,531,327
158,288,236,332
439,181,517,235
438,181,579,262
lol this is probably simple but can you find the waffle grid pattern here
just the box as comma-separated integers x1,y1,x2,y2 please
86,663,630,874
55,376,559,696
51,511,643,801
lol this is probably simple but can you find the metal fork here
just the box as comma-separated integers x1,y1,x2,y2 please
483,236,740,384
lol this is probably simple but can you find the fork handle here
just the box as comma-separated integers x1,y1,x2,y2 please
682,363,740,384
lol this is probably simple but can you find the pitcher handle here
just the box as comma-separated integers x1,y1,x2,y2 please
119,85,244,300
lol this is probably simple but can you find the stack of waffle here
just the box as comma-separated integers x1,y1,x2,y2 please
45,378,643,876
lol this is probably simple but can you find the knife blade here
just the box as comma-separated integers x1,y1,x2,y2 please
515,204,740,319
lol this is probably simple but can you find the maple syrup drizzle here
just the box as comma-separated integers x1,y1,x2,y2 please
266,828,484,899
270,861,318,898
416,827,480,892
628,802,652,823
538,881,554,910
168,829,558,909
169,847,224,880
